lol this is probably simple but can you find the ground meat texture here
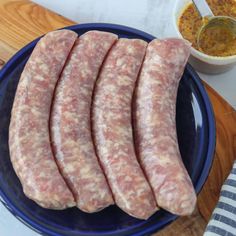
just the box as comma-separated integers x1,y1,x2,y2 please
92,38,157,220
135,38,197,216
9,30,77,209
50,31,117,213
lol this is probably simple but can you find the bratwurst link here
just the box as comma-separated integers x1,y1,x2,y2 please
92,38,157,220
51,31,117,213
9,30,77,209
135,38,196,215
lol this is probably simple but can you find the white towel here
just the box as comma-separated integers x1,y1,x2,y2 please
204,161,236,236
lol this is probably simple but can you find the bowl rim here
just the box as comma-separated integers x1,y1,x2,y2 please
173,0,236,64
0,23,216,236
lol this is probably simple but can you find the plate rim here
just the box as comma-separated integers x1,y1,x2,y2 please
0,23,216,236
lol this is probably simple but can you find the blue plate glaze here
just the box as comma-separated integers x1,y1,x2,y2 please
0,23,215,236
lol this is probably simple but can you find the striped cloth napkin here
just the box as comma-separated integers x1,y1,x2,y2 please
204,161,236,236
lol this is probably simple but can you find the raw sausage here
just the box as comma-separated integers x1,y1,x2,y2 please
9,30,77,209
51,31,117,213
92,38,157,220
135,38,196,215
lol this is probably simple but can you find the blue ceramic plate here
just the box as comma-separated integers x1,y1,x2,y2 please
0,23,215,236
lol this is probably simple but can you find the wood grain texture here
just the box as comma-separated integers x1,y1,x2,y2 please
156,209,207,236
0,0,235,235
0,0,74,62
197,83,236,220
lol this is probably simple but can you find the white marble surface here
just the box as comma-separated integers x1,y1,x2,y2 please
1,0,236,235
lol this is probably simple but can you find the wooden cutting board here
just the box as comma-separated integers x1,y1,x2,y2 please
0,0,235,235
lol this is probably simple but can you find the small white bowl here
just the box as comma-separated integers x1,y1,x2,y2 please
173,0,236,74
